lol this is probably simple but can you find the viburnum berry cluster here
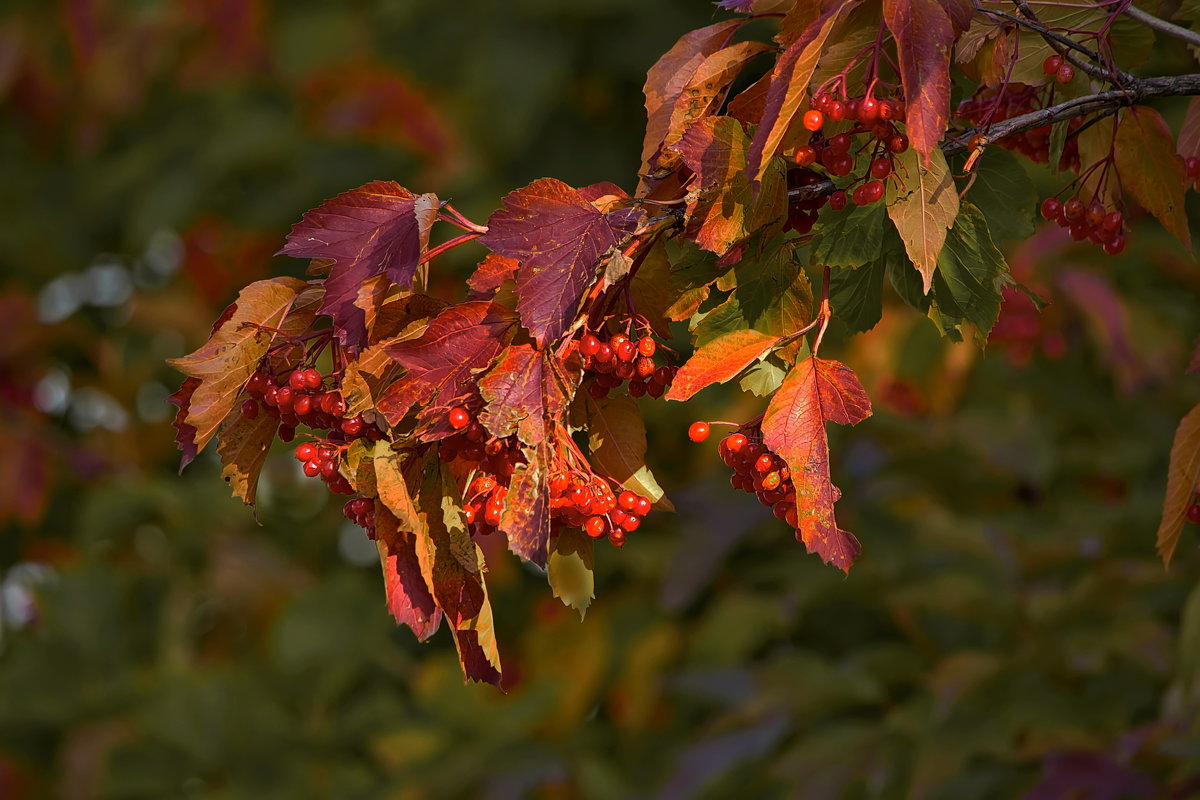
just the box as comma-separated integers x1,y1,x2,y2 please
167,1,1200,684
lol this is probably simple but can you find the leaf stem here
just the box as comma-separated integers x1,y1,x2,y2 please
420,231,484,264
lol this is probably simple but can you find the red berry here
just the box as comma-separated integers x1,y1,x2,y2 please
1085,201,1105,227
595,343,614,364
637,337,656,357
723,433,748,454
295,443,317,461
858,96,879,122
621,515,641,533
829,190,847,211
1188,502,1200,524
688,421,711,442
827,154,853,177
241,399,259,419
302,460,321,477
755,453,775,473
1101,210,1123,231
827,100,846,122
1187,157,1200,179
634,496,652,517
827,133,852,155
1103,234,1127,255
288,371,306,390
794,145,817,166
803,109,824,131
869,157,891,179
585,515,608,538
1056,63,1075,84
1042,55,1062,75
861,180,885,204
1064,198,1084,221
878,100,897,121
448,407,471,429
851,185,867,206
579,333,601,357
888,134,909,154
761,471,782,491
1040,198,1062,220
615,340,636,362
608,528,626,548
812,92,831,111
279,424,296,442
293,394,312,417
845,98,860,118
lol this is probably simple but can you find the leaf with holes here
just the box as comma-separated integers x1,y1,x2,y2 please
216,409,278,508
762,356,872,572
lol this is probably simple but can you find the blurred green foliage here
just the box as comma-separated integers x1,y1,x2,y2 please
2,1,1200,798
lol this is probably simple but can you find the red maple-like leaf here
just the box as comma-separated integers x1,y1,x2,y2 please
761,357,872,572
377,301,517,425
665,329,779,401
479,178,641,346
278,181,439,348
168,376,202,473
477,344,577,447
466,253,519,299
883,0,953,160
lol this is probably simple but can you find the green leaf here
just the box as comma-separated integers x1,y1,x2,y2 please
692,240,813,347
739,357,788,397
1048,119,1070,174
585,393,672,510
964,148,1036,243
829,261,885,334
664,243,725,322
928,203,1011,345
548,529,595,618
812,202,888,268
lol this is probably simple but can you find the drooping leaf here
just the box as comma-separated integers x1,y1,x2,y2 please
929,203,1010,345
167,277,308,453
1114,106,1193,254
687,156,788,255
375,503,443,642
374,442,425,533
499,453,553,568
548,528,595,618
412,461,502,685
963,147,1037,242
883,0,953,159
829,260,886,335
746,2,858,184
762,356,872,572
278,182,439,348
168,377,201,472
480,178,638,345
478,344,578,448
377,301,517,425
692,240,813,347
640,20,743,183
1157,403,1200,568
216,409,278,508
886,147,959,293
812,202,888,268
585,393,671,510
666,329,780,401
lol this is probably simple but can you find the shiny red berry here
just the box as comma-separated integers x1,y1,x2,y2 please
688,421,711,442
448,407,471,429
803,109,824,131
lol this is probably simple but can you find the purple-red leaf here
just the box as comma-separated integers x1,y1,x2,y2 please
478,344,578,447
169,377,201,473
377,301,517,425
665,330,780,401
278,181,439,349
499,455,553,568
480,179,632,346
466,253,519,299
762,356,872,572
883,0,954,160
375,502,443,641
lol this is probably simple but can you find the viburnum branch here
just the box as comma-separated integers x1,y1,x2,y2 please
1121,3,1200,50
439,203,489,234
945,73,1200,156
811,265,833,356
980,1,1134,86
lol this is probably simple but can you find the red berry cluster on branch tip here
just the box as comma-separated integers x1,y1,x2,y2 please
791,91,907,210
548,474,652,547
1041,55,1075,85
242,366,382,445
577,323,676,400
1040,196,1127,255
957,85,1082,169
715,431,800,529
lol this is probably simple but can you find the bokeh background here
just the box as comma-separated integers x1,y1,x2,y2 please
3,1,1200,798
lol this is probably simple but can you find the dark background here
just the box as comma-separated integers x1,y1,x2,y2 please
2,1,1200,798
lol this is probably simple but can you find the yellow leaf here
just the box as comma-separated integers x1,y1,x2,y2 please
887,147,959,293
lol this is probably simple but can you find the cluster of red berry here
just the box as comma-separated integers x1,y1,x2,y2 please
443,405,524,477
241,366,382,445
792,92,908,205
547,472,653,547
292,440,355,496
1041,55,1076,85
342,496,375,533
689,422,800,530
578,328,676,400
956,84,1082,169
1040,196,1127,255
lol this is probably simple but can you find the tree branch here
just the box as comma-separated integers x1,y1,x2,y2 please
1122,3,1200,51
945,73,1200,157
